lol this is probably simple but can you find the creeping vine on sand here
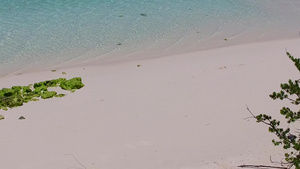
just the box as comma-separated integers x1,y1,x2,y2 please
0,77,84,111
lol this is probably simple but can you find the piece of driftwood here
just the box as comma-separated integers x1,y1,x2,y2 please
238,164,287,169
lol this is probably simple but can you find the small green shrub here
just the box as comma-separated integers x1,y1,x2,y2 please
253,52,300,169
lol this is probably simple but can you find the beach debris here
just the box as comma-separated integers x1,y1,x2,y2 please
238,164,287,169
18,116,25,120
224,38,228,41
51,70,56,72
0,115,4,120
140,13,147,17
65,154,87,169
117,43,122,46
62,72,67,75
137,64,142,68
288,134,297,141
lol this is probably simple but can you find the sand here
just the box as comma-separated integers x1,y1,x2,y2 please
0,38,300,169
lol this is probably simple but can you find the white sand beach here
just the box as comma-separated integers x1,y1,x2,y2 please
0,38,300,169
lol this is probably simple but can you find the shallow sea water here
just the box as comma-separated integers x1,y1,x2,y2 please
0,0,300,75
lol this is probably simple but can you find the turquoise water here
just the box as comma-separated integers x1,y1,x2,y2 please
1,0,300,75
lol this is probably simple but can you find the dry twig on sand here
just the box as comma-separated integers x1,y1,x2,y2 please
238,164,287,169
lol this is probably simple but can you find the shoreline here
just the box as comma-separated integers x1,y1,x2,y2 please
2,32,300,78
0,38,300,169
35,37,300,75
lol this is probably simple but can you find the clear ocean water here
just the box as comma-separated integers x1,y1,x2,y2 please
1,0,300,75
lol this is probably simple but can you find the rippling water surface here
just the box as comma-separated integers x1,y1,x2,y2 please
1,0,300,74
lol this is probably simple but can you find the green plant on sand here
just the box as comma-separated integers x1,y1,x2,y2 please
0,77,84,111
247,52,300,169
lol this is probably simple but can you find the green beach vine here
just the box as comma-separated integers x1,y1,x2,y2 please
0,77,84,111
